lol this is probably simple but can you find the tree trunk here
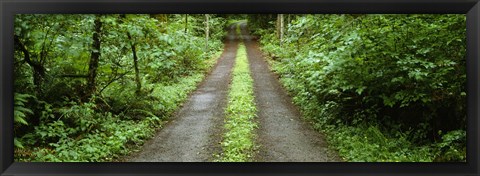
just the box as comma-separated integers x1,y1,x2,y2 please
119,14,142,95
286,14,291,38
126,32,142,95
279,14,284,47
276,14,281,39
205,14,210,52
287,14,291,26
14,35,46,95
85,15,102,101
185,14,188,33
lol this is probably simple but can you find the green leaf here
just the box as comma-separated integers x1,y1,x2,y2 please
14,138,24,149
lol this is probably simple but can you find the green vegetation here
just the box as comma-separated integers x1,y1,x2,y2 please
13,14,226,161
13,13,467,162
218,43,258,162
249,14,466,162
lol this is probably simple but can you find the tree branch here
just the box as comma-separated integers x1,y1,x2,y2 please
58,74,89,78
14,35,33,67
98,71,131,95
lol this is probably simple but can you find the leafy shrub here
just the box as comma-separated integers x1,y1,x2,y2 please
433,130,466,162
253,14,467,162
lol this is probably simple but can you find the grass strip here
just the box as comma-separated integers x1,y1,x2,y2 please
219,43,257,162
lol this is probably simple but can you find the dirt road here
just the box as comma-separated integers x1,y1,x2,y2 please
127,25,239,162
241,23,341,162
127,23,340,162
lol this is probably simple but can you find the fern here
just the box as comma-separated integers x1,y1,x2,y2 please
14,93,35,148
14,93,34,125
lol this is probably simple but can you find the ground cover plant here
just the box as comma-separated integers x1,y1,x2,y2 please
217,43,258,162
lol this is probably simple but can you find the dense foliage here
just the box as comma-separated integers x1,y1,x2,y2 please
250,14,467,162
217,43,257,162
13,13,467,162
14,14,227,161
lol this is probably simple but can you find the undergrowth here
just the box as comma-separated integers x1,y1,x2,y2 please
252,14,466,162
266,47,466,162
14,51,222,162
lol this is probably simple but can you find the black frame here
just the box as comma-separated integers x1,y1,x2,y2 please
1,0,479,176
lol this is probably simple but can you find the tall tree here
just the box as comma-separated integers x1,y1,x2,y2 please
85,15,102,101
205,14,210,52
126,32,142,95
13,15,63,96
14,35,46,95
185,14,188,33
120,14,143,95
279,14,284,47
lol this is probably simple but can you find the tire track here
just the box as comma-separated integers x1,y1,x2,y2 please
127,25,240,162
241,23,341,162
